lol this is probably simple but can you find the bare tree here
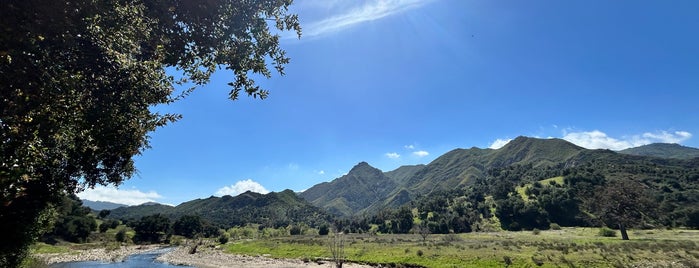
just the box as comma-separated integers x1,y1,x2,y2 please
414,221,431,242
328,230,345,268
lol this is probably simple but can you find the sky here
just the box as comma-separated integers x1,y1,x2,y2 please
77,0,699,206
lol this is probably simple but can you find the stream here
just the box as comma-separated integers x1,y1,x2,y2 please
49,248,194,268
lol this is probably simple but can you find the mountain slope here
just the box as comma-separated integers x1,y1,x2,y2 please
299,162,399,216
108,189,330,227
80,200,128,211
619,143,699,159
302,137,592,217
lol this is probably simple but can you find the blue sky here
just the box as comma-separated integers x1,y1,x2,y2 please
78,0,699,206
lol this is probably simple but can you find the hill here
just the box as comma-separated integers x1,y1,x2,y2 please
619,143,699,159
80,199,128,211
300,137,699,221
299,162,399,216
108,189,330,228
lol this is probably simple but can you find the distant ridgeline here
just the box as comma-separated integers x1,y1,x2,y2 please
108,137,699,232
107,189,331,228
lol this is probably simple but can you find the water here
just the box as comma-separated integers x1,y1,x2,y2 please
49,248,193,268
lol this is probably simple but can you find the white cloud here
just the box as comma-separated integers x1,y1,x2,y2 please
385,152,401,159
302,0,435,38
77,186,163,206
489,138,513,149
287,163,299,170
562,130,692,150
404,144,415,150
412,150,429,157
317,170,326,175
215,179,270,197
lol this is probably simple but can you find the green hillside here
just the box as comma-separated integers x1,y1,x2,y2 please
299,162,399,216
620,143,699,159
108,189,330,228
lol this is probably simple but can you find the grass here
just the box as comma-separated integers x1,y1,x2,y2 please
224,228,699,268
516,176,565,201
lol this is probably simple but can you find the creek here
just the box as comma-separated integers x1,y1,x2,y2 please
49,248,193,268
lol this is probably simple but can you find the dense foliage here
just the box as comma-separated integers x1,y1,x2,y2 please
0,0,299,266
41,195,97,243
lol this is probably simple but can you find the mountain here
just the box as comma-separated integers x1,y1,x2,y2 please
299,136,666,217
108,189,330,228
299,162,399,216
619,143,699,159
80,199,128,211
107,202,175,220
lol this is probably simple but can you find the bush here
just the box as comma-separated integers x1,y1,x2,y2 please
550,223,561,230
598,227,617,237
218,234,229,244
416,249,424,257
289,225,302,235
99,223,110,233
115,228,128,243
532,228,541,235
318,225,330,236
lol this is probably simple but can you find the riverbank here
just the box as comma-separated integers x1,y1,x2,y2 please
36,244,165,264
157,245,373,268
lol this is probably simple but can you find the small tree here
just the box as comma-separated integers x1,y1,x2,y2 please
328,230,345,268
414,221,431,242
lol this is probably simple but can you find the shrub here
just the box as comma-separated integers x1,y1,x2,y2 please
532,228,541,235
115,228,128,243
318,225,330,236
598,227,617,237
289,225,302,235
416,249,424,257
99,223,110,233
218,234,229,244
550,223,561,230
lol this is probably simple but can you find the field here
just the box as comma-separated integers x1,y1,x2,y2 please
225,228,699,268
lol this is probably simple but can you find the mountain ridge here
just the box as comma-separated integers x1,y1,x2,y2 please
619,143,699,159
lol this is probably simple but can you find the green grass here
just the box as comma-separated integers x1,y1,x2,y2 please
517,176,565,201
30,243,70,254
224,228,699,268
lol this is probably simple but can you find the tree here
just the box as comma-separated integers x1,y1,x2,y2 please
328,230,345,268
173,215,203,239
588,179,658,240
133,214,171,243
0,1,300,266
414,221,431,242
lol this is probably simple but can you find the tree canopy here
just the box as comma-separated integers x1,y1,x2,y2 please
0,0,300,266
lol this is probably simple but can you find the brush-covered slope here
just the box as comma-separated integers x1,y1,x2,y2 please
108,189,330,228
619,143,699,159
299,162,398,216
303,137,591,217
404,137,585,194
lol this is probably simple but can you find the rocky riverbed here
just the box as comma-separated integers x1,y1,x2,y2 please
36,244,164,264
157,245,374,268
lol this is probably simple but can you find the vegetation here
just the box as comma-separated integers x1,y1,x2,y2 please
224,228,699,268
0,0,300,266
108,189,331,230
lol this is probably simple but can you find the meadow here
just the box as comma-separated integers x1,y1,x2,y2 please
225,228,699,268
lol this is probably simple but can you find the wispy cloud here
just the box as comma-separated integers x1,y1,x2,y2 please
562,130,692,150
385,152,401,159
77,186,163,206
412,150,429,157
404,144,415,150
215,179,270,197
489,138,513,149
301,0,435,38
